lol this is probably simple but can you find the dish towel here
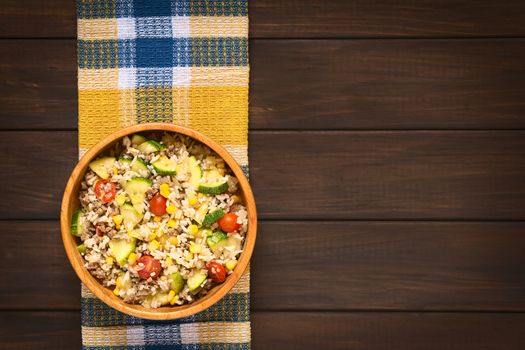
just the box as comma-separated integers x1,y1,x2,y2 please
77,0,250,348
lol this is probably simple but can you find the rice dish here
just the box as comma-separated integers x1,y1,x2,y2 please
71,132,248,308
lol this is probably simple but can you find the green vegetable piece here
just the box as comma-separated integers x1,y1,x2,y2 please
197,182,229,195
170,272,185,293
137,140,165,154
109,237,137,266
88,157,116,179
206,230,228,248
77,243,87,254
131,134,147,146
202,209,225,227
152,155,177,175
70,209,84,236
187,271,207,292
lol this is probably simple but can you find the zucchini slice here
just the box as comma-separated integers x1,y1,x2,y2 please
120,202,143,230
151,155,177,175
187,270,207,292
197,182,228,195
188,156,202,186
109,237,137,266
137,140,165,154
131,134,147,146
71,209,85,236
88,157,116,179
202,209,225,227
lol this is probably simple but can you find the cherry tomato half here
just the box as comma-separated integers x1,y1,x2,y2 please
149,193,167,216
136,255,162,279
95,225,104,237
94,179,116,203
207,261,226,283
218,213,240,233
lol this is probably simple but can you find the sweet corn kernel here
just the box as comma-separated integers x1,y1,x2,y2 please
128,253,137,265
165,256,173,267
106,256,114,265
116,276,123,289
148,240,160,252
128,229,141,239
148,232,157,241
189,242,201,254
154,216,162,222
112,166,119,174
168,219,178,228
112,215,123,229
188,197,198,206
185,252,194,261
168,236,178,246
160,183,170,198
189,224,199,234
113,287,120,296
225,260,237,271
116,194,127,206
198,193,204,199
166,204,176,214
169,294,178,305
168,290,175,301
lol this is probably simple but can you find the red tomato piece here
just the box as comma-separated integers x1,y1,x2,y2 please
94,179,116,203
136,255,162,279
95,225,104,237
218,213,240,233
149,193,167,216
207,261,226,283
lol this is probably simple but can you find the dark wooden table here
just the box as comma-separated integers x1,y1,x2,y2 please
2,1,525,348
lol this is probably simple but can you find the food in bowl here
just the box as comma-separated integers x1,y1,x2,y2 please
71,132,248,308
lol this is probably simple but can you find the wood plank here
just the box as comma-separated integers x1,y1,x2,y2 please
2,131,525,220
3,1,525,38
3,40,525,130
2,311,525,349
0,312,81,350
0,0,76,38
253,131,525,219
250,1,525,38
0,40,77,130
3,221,525,311
252,312,525,350
0,221,80,309
0,132,77,219
252,221,525,311
251,39,525,130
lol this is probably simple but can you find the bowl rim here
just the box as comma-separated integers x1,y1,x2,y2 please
60,122,257,320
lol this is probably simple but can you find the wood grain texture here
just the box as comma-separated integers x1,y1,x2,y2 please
252,312,525,350
250,0,525,38
3,40,525,130
0,312,81,350
0,221,79,309
251,40,525,130
0,131,77,219
2,131,525,220
0,0,76,38
0,40,77,129
3,221,525,311
2,311,525,350
2,1,525,38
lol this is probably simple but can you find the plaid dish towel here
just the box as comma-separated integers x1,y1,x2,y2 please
77,0,250,348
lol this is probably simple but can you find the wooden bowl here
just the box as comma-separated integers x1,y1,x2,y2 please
60,122,257,320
